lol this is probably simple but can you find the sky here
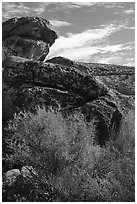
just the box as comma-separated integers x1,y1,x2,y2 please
2,1,135,66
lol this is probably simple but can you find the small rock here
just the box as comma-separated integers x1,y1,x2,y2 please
21,166,37,178
4,169,21,186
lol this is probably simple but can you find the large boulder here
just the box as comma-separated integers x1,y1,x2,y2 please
2,55,122,145
2,16,57,60
2,55,107,115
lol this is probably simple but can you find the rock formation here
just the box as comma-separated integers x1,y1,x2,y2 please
2,16,135,202
3,55,123,145
3,16,57,60
3,16,134,148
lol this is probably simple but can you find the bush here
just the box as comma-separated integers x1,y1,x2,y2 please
4,107,135,201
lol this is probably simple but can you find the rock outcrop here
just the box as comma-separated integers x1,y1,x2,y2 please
3,54,122,146
3,16,57,60
3,16,129,148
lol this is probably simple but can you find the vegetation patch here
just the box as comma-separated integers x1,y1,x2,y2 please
3,107,135,202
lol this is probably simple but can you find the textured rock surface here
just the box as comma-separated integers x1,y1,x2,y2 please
3,55,107,115
47,56,135,112
2,55,123,146
3,16,134,148
4,169,21,187
46,56,90,74
3,17,57,60
21,166,37,178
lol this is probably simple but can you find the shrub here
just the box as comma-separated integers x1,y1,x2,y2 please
4,107,135,201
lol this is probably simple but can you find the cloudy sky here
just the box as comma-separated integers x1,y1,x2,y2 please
2,2,135,66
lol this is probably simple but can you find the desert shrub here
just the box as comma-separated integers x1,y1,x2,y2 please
2,44,14,61
4,107,135,201
2,44,9,61
98,110,135,201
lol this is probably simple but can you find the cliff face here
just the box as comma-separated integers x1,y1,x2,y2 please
3,16,135,146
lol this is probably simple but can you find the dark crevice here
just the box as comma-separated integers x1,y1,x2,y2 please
7,80,66,93
32,81,66,92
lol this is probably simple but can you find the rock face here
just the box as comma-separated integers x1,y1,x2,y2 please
2,17,57,60
3,16,132,148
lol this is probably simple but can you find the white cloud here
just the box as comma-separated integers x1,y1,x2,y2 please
46,22,134,64
47,24,123,61
2,2,31,20
120,25,135,30
100,44,123,54
2,2,45,20
124,62,135,67
94,53,123,65
52,2,98,9
33,5,45,15
68,2,98,7
50,20,72,27
93,43,135,65
46,2,127,10
97,57,121,64
56,46,101,62
49,43,133,63
123,57,135,67
124,9,135,14
100,43,134,54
